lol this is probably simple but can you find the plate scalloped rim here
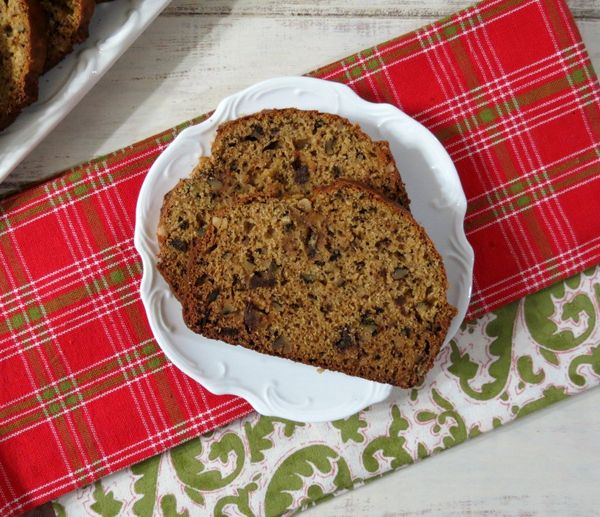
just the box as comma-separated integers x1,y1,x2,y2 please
135,76,474,422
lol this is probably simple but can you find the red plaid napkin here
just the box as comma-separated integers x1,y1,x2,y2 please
1,0,599,514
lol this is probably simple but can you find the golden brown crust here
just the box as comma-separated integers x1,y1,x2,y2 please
156,156,216,295
76,0,96,42
23,0,47,101
0,0,99,132
181,180,455,388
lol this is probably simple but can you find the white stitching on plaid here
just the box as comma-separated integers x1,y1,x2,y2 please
95,157,136,244
0,145,164,221
0,165,150,239
177,368,211,432
518,0,592,290
417,43,585,122
466,154,600,222
94,158,173,437
37,185,109,480
416,1,534,299
462,5,537,276
445,75,598,151
468,142,599,203
331,40,584,125
0,438,18,515
0,347,163,430
0,197,80,506
479,3,576,267
473,235,600,297
0,238,135,305
552,0,599,183
453,93,599,162
469,172,600,236
459,0,535,274
0,242,138,320
321,0,520,81
0,399,250,515
0,282,139,358
469,244,600,312
322,0,539,87
46,182,147,474
0,339,154,411
479,5,581,282
427,64,593,134
357,50,384,104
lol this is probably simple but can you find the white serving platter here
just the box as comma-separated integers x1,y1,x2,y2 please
135,76,474,422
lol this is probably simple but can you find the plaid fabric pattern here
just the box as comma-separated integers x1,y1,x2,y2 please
1,0,599,514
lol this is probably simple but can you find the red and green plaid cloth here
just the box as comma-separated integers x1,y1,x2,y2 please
1,0,599,514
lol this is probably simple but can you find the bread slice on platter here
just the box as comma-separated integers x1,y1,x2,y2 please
181,180,455,388
157,108,411,297
0,0,47,130
40,0,95,70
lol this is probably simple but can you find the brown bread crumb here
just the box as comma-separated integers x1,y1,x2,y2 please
181,180,455,388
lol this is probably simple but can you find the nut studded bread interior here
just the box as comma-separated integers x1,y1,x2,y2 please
157,108,411,296
211,108,411,208
0,0,47,130
181,181,456,388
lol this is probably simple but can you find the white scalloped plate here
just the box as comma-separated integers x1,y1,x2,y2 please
0,0,170,181
135,76,474,422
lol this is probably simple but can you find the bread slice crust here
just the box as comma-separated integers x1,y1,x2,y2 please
41,0,95,70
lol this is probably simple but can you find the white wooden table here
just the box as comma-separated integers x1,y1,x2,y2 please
6,1,600,514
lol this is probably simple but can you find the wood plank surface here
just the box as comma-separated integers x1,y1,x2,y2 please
167,0,600,19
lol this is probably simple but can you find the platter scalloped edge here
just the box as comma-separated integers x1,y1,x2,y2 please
134,76,474,422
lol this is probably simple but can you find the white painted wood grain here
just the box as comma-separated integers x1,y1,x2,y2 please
2,2,600,513
167,0,600,19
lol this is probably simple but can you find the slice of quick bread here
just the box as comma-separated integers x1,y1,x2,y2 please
40,0,95,70
0,0,47,130
181,181,455,388
157,109,410,296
